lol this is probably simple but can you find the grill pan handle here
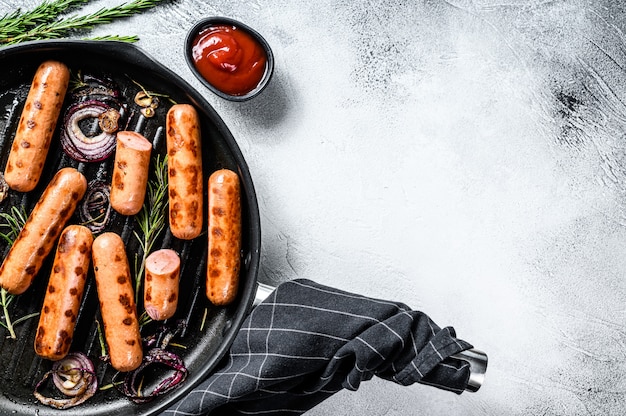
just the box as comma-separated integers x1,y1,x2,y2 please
253,281,276,307
451,348,488,392
251,281,487,392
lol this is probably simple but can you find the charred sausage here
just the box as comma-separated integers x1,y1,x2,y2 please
92,232,142,372
144,249,181,321
166,104,203,240
4,60,70,192
0,167,87,295
34,225,93,361
110,131,152,216
206,169,241,306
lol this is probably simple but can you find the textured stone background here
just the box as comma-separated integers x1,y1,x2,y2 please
2,0,626,414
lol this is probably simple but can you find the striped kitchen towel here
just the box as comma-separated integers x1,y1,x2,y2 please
163,278,473,415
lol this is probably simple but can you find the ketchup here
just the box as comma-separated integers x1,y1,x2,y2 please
191,25,267,96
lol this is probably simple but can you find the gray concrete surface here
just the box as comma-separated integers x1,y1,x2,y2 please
2,0,626,414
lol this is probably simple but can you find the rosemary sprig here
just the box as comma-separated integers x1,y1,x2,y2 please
95,319,107,357
0,206,27,245
133,154,168,303
0,206,37,339
87,34,140,43
138,310,152,328
0,0,165,45
0,0,90,39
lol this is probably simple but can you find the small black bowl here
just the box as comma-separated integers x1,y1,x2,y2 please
185,17,274,102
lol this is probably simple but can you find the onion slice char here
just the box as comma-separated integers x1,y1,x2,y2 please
0,173,8,203
112,320,188,403
78,179,112,233
60,100,120,162
116,348,188,403
34,352,98,409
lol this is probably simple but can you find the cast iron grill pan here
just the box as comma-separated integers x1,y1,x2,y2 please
0,40,260,416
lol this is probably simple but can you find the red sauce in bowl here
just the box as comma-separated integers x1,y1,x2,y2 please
191,25,268,96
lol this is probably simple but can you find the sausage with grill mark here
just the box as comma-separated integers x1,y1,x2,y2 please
110,131,152,216
166,104,204,240
4,60,70,192
34,225,93,361
144,248,181,321
0,167,87,295
206,169,241,306
92,232,143,372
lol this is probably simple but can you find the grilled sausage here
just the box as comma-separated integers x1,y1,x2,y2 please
92,232,142,372
34,225,93,361
110,131,152,216
0,167,87,295
206,169,241,306
4,60,70,192
144,249,181,321
166,104,203,240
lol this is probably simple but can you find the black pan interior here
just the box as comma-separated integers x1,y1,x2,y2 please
0,40,260,416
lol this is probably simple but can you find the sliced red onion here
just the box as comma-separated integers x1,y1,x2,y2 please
34,352,98,409
144,320,187,349
60,100,119,162
81,73,121,99
0,172,8,203
117,348,188,403
79,180,112,233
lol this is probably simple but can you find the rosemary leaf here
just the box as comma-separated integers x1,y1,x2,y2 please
11,312,40,326
85,34,140,43
0,206,27,244
0,206,29,339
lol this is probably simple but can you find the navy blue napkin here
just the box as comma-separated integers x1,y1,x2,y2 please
163,278,473,415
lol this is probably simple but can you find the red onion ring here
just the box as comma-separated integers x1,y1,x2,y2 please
60,100,119,162
33,352,98,409
0,172,8,203
78,180,112,233
116,348,188,403
77,73,121,99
